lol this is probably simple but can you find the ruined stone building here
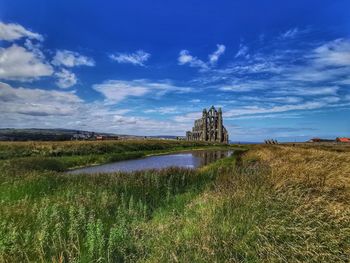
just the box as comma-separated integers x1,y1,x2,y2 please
186,106,229,143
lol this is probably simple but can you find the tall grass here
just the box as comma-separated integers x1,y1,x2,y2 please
0,143,349,262
0,166,220,262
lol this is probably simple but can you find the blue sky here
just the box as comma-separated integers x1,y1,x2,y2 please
0,0,349,141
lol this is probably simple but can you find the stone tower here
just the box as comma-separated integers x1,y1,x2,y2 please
218,107,223,142
202,108,207,141
186,106,229,143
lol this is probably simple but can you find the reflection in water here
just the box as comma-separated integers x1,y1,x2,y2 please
68,150,233,174
192,150,232,167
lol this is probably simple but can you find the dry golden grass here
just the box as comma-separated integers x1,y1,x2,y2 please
250,145,350,208
244,145,350,262
140,145,350,262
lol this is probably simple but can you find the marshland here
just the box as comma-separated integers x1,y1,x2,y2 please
0,140,349,262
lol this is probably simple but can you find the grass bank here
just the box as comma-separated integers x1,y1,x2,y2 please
0,140,236,177
0,142,349,262
0,140,230,160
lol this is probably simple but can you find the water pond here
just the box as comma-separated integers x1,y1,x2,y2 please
68,149,233,174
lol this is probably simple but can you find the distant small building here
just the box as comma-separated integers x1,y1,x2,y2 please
95,135,119,140
336,137,350,143
308,138,335,143
71,132,93,140
309,138,321,142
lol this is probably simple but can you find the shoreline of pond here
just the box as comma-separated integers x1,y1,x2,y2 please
67,148,236,174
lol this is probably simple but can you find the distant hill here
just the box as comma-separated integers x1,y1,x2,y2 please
148,135,181,139
0,128,118,141
230,141,262,145
0,128,184,141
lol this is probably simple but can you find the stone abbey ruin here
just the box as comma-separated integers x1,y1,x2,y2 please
186,106,229,143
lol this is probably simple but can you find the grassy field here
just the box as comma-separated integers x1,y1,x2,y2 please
0,140,231,176
0,141,349,262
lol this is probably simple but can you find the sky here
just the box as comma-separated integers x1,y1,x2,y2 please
0,0,350,142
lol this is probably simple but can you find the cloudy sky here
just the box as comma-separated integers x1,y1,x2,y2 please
0,0,349,141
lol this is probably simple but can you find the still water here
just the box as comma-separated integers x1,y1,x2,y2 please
68,150,233,174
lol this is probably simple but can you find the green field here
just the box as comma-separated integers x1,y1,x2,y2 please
0,140,349,262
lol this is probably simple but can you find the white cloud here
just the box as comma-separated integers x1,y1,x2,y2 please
173,112,202,123
336,77,350,85
271,97,302,103
280,28,299,39
178,44,226,70
108,116,189,134
109,50,151,66
52,50,95,67
218,61,282,75
194,39,349,96
93,80,149,103
231,112,303,120
225,99,342,118
285,67,350,82
178,50,208,70
235,96,303,104
200,37,350,108
0,21,43,41
219,78,340,96
0,82,190,135
317,96,341,104
0,23,94,86
178,50,193,64
0,80,346,137
55,69,77,89
209,44,226,65
83,106,189,135
274,86,340,96
144,106,180,114
93,79,193,104
0,82,82,116
219,79,272,92
312,38,350,67
24,39,45,58
235,44,249,58
0,44,53,81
